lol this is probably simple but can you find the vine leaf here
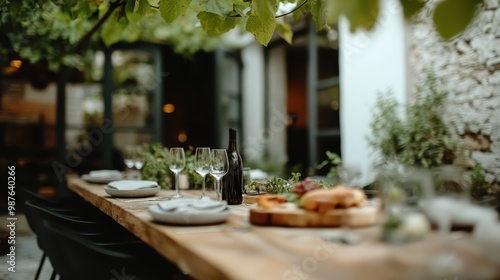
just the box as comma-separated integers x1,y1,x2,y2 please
276,21,292,44
191,0,234,17
159,0,192,23
136,0,151,14
246,0,277,46
197,12,240,36
432,0,482,40
310,0,327,30
326,0,378,32
101,9,128,46
344,0,379,32
399,0,426,19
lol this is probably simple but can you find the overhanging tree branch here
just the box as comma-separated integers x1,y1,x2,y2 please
73,0,124,55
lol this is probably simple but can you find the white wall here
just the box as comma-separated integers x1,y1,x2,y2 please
339,0,409,184
241,42,266,161
266,45,288,167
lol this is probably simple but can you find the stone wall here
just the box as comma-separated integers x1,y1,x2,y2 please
408,0,500,189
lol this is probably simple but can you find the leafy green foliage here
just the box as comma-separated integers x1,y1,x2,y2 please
276,21,293,44
246,0,278,46
470,163,492,200
197,12,240,36
0,0,482,70
245,172,301,194
310,0,326,30
325,0,379,32
140,143,171,189
432,0,482,40
140,143,205,189
316,151,342,180
368,74,459,168
399,0,426,19
159,0,192,23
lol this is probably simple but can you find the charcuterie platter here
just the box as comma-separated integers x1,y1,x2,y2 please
249,204,378,227
248,181,379,227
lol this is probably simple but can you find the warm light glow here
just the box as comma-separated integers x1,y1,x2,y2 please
330,100,339,111
163,103,175,113
10,60,22,68
178,132,187,143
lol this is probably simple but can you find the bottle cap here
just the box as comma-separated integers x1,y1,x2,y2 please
229,128,237,138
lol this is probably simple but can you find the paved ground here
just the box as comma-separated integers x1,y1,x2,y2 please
0,214,55,280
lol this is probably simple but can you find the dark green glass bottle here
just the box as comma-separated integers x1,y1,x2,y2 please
222,128,243,205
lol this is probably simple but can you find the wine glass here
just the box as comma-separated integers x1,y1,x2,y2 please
123,145,137,179
169,147,186,199
336,165,362,187
422,165,468,278
209,149,229,201
377,164,432,244
194,147,211,199
134,145,145,180
337,165,363,243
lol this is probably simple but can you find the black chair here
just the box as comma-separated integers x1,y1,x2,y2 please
38,220,188,280
22,191,146,280
22,190,102,280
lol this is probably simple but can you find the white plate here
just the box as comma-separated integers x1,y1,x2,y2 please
108,180,159,191
82,174,124,184
149,198,231,225
104,185,160,198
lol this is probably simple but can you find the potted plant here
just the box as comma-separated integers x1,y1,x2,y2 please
140,143,207,189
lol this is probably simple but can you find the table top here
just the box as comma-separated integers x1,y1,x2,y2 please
67,178,500,280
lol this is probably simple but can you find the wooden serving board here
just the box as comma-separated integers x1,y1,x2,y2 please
249,204,378,227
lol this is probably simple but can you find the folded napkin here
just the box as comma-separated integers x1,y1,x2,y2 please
107,180,158,191
88,170,123,179
474,218,500,264
158,198,227,214
423,197,498,226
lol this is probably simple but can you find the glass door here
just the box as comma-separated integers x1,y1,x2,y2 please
307,22,341,174
64,43,163,174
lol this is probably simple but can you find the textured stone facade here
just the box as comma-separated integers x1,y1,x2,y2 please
408,0,500,189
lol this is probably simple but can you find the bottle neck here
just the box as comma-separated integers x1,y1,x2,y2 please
228,138,238,150
228,128,238,150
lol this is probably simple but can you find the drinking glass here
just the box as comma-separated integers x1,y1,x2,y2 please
209,149,229,201
169,147,186,199
134,145,145,170
194,147,211,199
376,164,433,244
133,145,145,180
336,165,362,187
336,165,363,244
422,165,468,278
123,145,137,179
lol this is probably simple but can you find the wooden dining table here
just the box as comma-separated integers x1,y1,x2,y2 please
67,178,500,280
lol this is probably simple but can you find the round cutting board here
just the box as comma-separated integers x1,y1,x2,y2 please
249,204,379,227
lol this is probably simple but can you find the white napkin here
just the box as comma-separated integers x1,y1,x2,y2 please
107,180,158,191
474,215,500,264
88,170,123,179
158,198,227,214
422,197,498,226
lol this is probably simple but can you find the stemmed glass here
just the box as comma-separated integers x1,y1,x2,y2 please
194,147,211,199
123,145,137,179
337,165,363,243
133,145,145,180
376,164,432,244
209,149,228,201
169,147,185,199
422,165,468,278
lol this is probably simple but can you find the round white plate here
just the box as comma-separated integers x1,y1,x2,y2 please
149,203,231,225
104,185,160,198
82,174,124,184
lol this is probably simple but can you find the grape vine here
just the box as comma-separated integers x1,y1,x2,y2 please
0,0,483,71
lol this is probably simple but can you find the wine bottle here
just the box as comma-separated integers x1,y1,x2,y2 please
222,128,243,205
